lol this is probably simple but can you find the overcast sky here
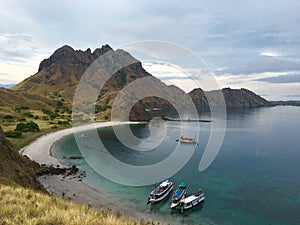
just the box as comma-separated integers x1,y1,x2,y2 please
1,0,300,100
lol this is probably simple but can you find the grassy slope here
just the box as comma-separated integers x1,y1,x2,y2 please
0,125,159,225
0,184,157,225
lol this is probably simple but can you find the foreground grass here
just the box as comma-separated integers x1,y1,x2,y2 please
0,185,158,225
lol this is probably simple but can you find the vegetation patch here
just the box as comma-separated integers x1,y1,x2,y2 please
15,122,40,132
0,185,159,225
4,130,23,138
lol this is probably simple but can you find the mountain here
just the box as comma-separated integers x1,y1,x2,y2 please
189,87,270,111
269,100,300,106
12,45,112,103
0,126,44,190
12,44,189,121
12,44,272,121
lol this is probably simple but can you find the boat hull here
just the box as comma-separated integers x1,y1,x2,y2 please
148,185,173,203
179,193,205,212
179,137,197,144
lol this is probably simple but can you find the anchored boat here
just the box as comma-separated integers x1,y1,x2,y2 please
179,189,205,212
179,136,198,144
171,182,187,208
147,180,173,204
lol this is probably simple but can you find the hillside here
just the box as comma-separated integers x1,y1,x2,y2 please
0,184,157,225
0,126,44,190
0,88,55,108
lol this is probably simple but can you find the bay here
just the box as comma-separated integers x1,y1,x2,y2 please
52,106,300,225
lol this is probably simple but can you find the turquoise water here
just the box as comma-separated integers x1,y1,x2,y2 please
53,106,300,225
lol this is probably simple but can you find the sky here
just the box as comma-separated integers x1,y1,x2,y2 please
1,0,300,100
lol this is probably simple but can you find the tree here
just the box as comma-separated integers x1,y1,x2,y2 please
15,121,40,132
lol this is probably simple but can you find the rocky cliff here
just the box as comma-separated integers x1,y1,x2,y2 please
189,87,270,112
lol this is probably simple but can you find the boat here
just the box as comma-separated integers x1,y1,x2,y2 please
178,189,205,212
179,136,198,144
147,180,173,204
171,182,187,208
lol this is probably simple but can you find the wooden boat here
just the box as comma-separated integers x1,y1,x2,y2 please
179,189,205,212
147,180,173,204
179,136,198,144
171,182,187,208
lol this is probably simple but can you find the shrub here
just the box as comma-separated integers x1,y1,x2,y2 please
42,108,59,119
15,106,29,112
15,121,40,132
17,118,26,122
95,105,112,113
4,130,22,138
21,106,29,110
23,112,34,118
56,100,63,108
4,115,14,120
57,120,69,125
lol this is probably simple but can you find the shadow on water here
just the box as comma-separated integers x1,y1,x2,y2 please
148,192,173,213
170,203,206,225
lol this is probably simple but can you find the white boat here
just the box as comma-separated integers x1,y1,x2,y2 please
179,189,205,212
147,180,173,204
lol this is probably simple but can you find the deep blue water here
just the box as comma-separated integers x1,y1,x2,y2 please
53,106,300,225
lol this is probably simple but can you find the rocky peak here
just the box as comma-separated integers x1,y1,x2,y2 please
93,44,113,58
38,44,114,72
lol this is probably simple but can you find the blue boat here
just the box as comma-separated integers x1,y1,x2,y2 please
171,182,187,208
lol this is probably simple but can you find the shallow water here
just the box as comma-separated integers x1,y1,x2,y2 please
53,106,300,225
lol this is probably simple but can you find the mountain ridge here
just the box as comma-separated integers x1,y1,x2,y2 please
11,44,272,121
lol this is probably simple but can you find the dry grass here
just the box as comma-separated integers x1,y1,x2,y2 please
0,184,159,225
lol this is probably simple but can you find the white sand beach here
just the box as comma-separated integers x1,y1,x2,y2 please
21,121,165,224
21,121,133,166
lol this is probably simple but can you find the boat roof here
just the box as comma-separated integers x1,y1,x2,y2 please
179,182,187,188
174,188,185,198
159,180,171,187
181,195,199,203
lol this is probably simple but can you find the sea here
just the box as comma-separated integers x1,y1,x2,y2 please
52,106,300,225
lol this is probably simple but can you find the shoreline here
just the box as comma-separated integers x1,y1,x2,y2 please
21,121,165,224
21,121,136,166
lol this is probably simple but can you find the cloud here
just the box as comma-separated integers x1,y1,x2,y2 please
0,33,38,64
1,0,300,99
219,56,300,75
284,94,300,99
255,73,300,83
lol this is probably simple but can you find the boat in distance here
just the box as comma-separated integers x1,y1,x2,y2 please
171,182,187,208
179,189,205,212
179,136,198,144
147,180,173,204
